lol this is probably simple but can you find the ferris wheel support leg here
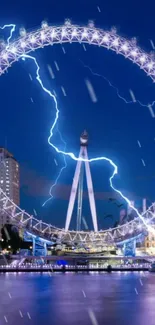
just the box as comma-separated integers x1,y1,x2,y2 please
122,239,136,257
32,237,36,256
84,148,98,232
65,148,83,231
77,163,84,231
43,242,47,256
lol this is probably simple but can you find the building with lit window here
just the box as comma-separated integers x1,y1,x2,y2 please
0,148,20,238
144,226,155,254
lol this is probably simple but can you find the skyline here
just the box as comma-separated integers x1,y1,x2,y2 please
0,0,155,230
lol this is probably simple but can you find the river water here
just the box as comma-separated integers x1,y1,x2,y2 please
0,272,155,325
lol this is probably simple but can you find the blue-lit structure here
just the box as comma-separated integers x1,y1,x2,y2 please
0,186,154,257
122,240,136,257
118,233,147,257
24,231,53,256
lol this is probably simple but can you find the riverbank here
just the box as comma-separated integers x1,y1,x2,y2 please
0,266,149,273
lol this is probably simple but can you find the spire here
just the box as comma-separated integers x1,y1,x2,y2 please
80,130,88,146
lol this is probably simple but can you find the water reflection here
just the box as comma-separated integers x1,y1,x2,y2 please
0,272,155,325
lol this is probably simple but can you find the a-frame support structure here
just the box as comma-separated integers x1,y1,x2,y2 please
65,131,98,232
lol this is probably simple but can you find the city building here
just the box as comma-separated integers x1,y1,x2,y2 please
0,148,20,238
144,226,155,253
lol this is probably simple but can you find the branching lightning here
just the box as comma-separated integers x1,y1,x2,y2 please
21,53,67,207
80,60,155,111
0,23,154,234
0,24,16,48
42,127,67,206
20,54,155,234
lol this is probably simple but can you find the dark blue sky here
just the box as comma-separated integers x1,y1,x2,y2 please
0,0,155,229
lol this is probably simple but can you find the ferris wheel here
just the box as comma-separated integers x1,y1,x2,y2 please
0,19,155,256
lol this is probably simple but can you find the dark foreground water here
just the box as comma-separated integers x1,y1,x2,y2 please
0,271,155,325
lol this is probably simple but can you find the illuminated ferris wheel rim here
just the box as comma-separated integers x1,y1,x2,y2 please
0,20,155,80
0,187,154,245
0,21,154,242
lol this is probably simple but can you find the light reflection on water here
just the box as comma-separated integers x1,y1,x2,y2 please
0,272,155,325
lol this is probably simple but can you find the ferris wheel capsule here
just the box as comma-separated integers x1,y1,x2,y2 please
64,19,72,26
131,37,137,46
19,27,26,37
0,39,6,49
88,20,95,28
150,51,155,60
41,20,48,29
111,26,117,35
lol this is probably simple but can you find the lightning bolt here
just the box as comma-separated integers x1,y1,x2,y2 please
48,135,154,231
21,53,155,234
0,24,16,48
21,54,67,206
0,23,150,235
42,127,67,206
80,60,155,110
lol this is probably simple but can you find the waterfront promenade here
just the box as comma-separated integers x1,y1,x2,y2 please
0,264,150,272
0,254,153,272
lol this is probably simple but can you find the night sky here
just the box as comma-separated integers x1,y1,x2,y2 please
0,0,155,230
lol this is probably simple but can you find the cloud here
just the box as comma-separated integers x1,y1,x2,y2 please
20,164,70,198
20,164,144,202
